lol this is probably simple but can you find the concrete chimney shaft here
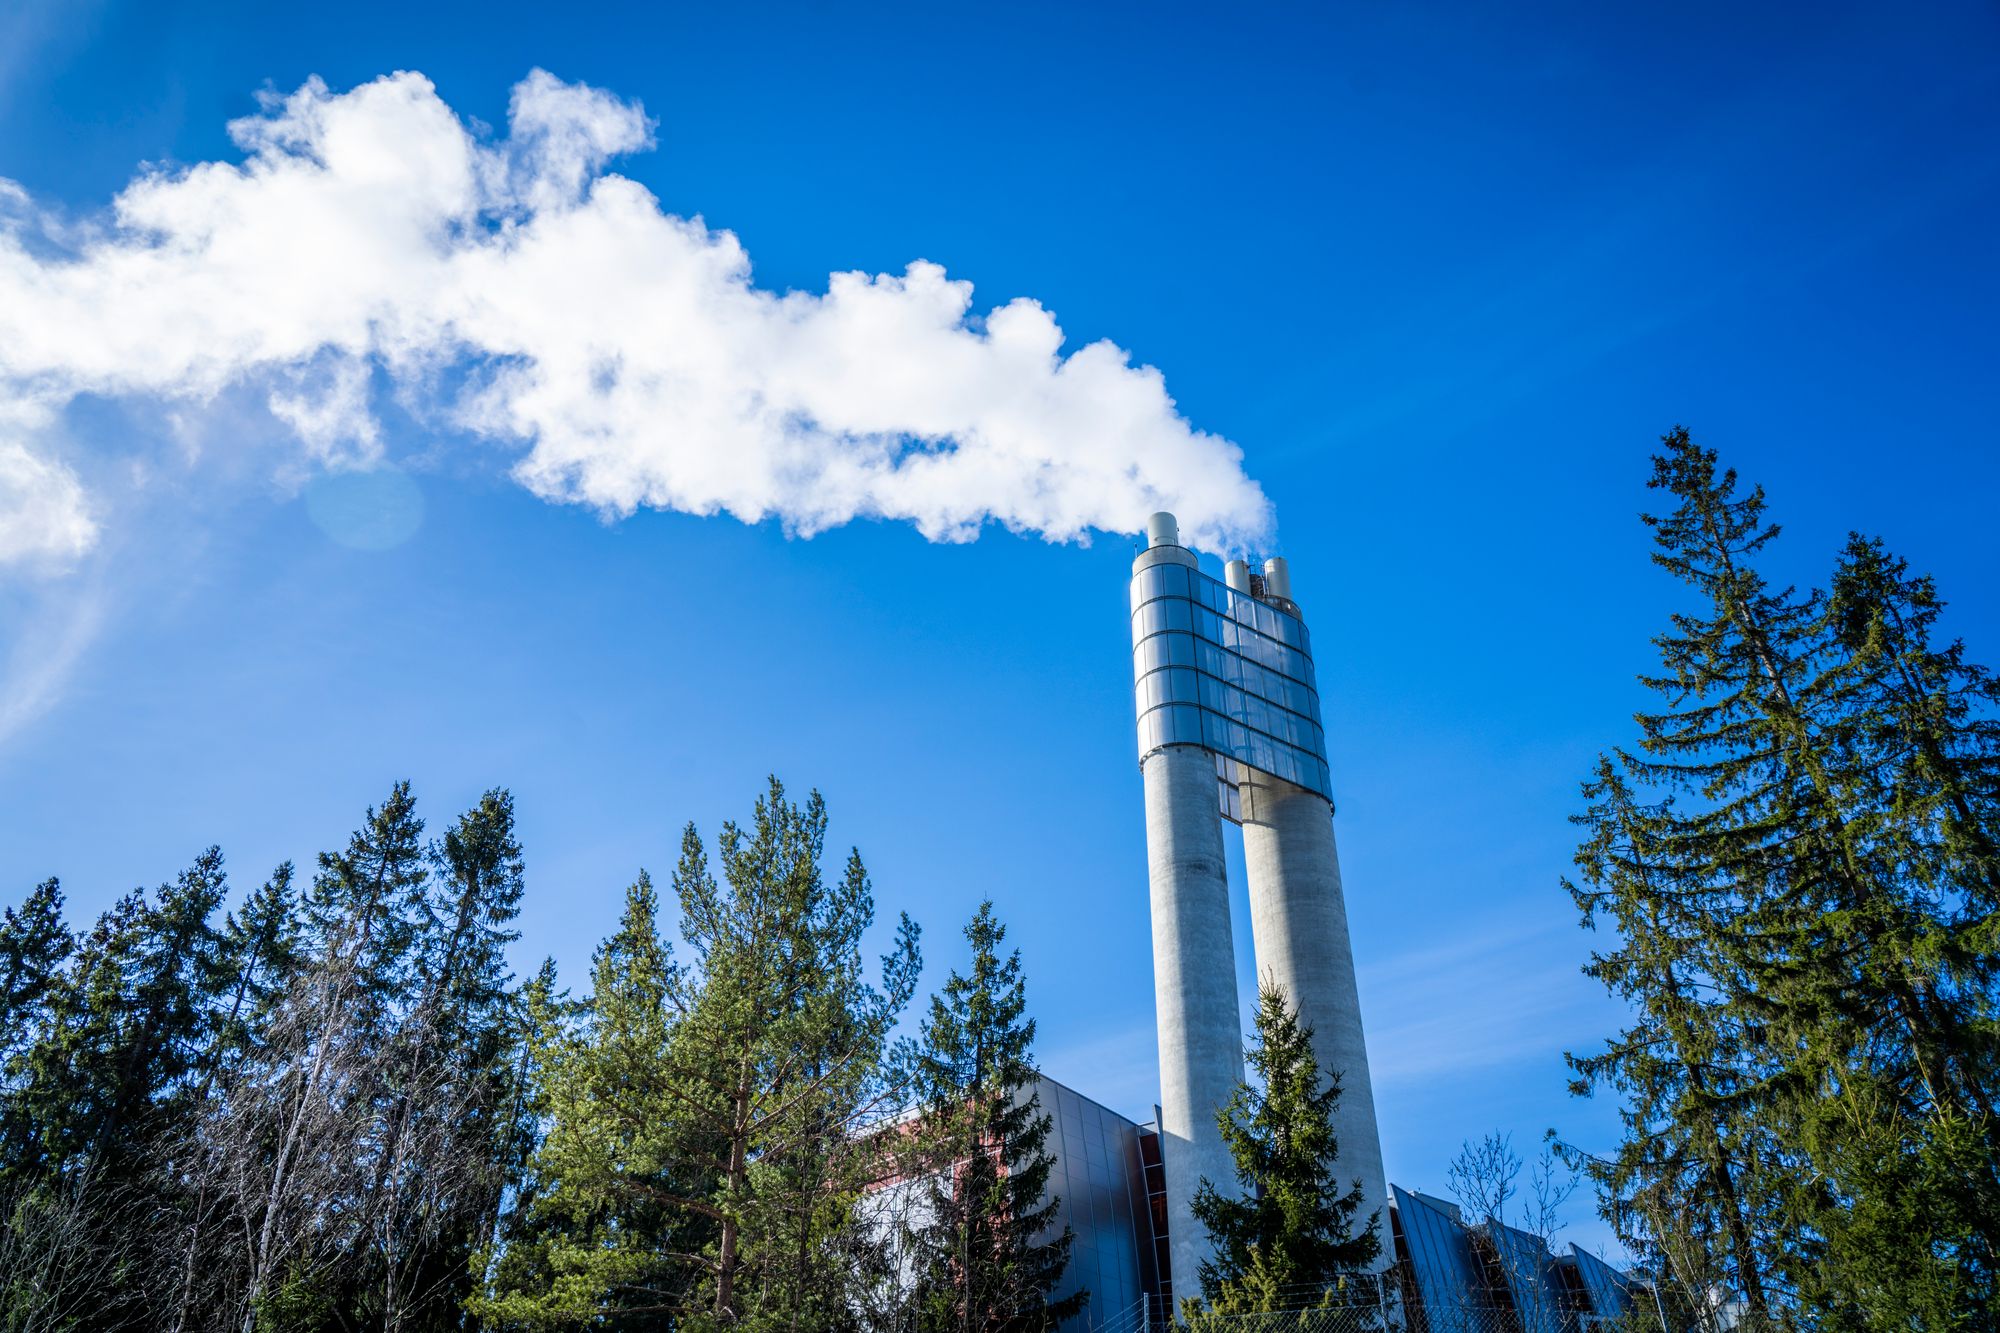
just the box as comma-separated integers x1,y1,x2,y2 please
1141,744,1244,1299
1129,537,1388,1298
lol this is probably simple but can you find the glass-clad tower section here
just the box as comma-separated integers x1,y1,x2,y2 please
1129,512,1388,1303
1130,553,1332,810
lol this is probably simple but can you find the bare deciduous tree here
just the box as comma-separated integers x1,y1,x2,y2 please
1446,1130,1520,1229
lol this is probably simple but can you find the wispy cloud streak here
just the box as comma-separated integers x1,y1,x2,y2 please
1361,916,1608,1090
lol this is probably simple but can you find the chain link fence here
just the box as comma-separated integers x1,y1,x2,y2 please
1094,1288,1668,1333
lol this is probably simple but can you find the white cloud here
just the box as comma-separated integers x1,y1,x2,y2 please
267,354,383,467
0,408,94,568
0,69,1273,569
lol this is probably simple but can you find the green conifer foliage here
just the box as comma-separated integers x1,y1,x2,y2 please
1565,760,1790,1326
471,955,578,1328
663,779,920,1329
1830,533,2000,1025
0,879,69,1060
1183,982,1379,1321
0,878,70,1166
166,862,299,1333
904,900,1083,1333
1568,429,2000,1328
0,851,234,1330
473,871,691,1329
349,789,529,1332
480,779,918,1332
211,864,300,1084
232,782,432,1332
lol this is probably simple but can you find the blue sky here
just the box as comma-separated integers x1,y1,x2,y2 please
3,0,1997,1255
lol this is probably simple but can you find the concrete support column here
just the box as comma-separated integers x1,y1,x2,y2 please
1142,744,1242,1299
1241,777,1390,1264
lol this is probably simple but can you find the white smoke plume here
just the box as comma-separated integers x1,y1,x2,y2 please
0,70,1273,568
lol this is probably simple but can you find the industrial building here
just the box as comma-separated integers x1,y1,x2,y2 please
1020,1072,1642,1332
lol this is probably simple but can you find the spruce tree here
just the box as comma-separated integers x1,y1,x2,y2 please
229,782,431,1333
905,900,1082,1333
1805,534,2000,1323
1568,431,1871,1324
1565,759,1790,1326
107,848,234,1161
354,788,528,1332
0,878,69,1062
1831,535,2000,885
207,863,301,1091
168,862,299,1333
0,852,235,1330
1830,532,2000,1036
1568,428,2000,1327
0,878,70,1170
1182,982,1379,1320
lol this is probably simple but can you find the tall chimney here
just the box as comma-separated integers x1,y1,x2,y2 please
1262,556,1292,601
1128,532,1387,1299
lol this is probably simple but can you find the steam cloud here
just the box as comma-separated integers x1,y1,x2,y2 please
0,70,1273,569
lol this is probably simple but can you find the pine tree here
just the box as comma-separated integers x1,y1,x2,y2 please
485,783,922,1333
662,779,920,1329
904,900,1082,1333
474,872,697,1329
470,955,577,1329
1182,982,1379,1321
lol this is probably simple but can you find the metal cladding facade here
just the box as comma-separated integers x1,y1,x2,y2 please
1129,545,1332,814
1033,1077,1163,1329
1569,1245,1639,1323
929,1078,1649,1332
1128,512,1389,1302
1391,1188,1489,1333
1384,1187,1645,1332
